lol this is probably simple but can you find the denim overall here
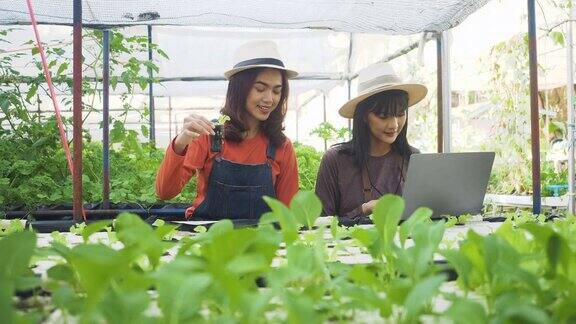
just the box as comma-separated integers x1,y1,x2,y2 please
193,139,277,220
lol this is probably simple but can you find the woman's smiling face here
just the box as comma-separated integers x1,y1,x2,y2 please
366,110,407,145
245,68,283,124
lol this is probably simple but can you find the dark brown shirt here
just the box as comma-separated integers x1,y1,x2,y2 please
315,145,414,220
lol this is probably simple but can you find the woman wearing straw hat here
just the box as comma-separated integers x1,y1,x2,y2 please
315,62,427,221
156,40,299,220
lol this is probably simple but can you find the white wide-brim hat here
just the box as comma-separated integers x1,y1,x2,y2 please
339,62,428,118
224,40,298,80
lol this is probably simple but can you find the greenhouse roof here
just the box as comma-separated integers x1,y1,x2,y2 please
0,0,490,34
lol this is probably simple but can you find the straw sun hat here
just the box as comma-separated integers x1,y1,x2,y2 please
224,40,298,80
339,62,428,118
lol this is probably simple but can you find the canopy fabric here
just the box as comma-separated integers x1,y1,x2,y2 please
1,25,427,98
1,0,490,34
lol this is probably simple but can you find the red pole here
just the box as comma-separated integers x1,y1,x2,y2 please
73,0,84,222
26,0,85,221
527,0,541,214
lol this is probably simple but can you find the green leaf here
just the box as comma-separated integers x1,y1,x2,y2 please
155,261,211,323
441,249,473,288
47,264,75,283
494,293,551,324
0,97,9,115
347,265,379,286
57,62,69,75
410,220,445,278
350,227,376,250
121,72,132,92
26,83,38,102
138,78,148,91
263,196,299,244
521,223,554,245
290,190,322,229
206,219,234,236
15,276,41,291
403,274,445,321
546,233,571,276
67,244,125,297
100,289,151,324
52,286,84,314
227,254,269,275
550,31,565,46
81,220,113,242
445,297,487,324
0,281,15,323
110,76,118,90
242,290,274,322
31,136,49,148
154,222,179,241
387,277,412,305
283,290,320,324
0,230,37,280
399,207,432,247
31,47,39,55
0,231,37,322
285,244,324,279
114,213,172,268
110,120,126,143
193,225,207,234
157,48,170,59
372,194,404,250
258,211,276,225
218,114,231,124
140,125,149,137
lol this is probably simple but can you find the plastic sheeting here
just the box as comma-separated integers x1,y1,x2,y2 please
0,23,433,148
0,0,496,149
0,25,422,96
1,0,490,34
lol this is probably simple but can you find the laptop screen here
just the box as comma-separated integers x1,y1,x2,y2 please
401,152,495,219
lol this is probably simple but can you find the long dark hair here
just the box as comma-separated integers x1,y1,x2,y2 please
220,67,289,148
339,89,415,167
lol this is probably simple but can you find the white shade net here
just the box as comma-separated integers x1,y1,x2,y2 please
1,0,489,34
0,0,494,148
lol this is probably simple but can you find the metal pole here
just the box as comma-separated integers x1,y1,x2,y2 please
72,0,83,222
295,105,299,143
347,79,352,138
567,6,575,214
102,29,111,209
528,0,541,214
168,96,173,140
436,33,444,153
323,93,327,151
175,113,179,135
148,25,156,145
441,31,452,152
347,33,354,139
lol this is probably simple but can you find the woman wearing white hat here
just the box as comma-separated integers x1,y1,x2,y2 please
315,62,427,221
156,40,299,220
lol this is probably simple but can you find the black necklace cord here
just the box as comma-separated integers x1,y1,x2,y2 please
393,156,405,195
365,154,405,198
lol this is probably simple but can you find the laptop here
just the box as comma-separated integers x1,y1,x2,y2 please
401,152,495,219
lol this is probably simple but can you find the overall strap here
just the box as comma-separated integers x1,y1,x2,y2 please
266,142,276,161
361,165,372,203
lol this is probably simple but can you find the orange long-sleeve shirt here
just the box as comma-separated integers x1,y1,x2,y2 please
156,133,299,219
